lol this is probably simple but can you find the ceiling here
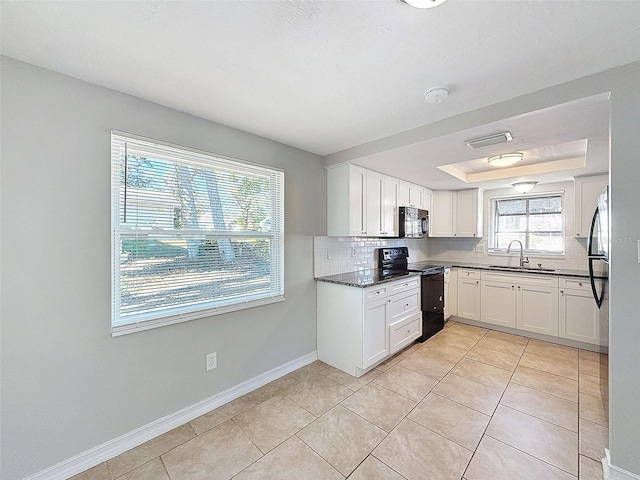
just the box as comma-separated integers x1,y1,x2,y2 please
2,1,640,190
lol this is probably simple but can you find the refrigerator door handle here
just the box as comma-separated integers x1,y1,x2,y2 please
589,257,604,309
587,206,599,257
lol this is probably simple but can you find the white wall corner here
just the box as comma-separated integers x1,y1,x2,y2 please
22,351,319,480
604,449,640,480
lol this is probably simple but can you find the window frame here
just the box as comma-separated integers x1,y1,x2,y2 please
110,131,285,336
488,191,565,256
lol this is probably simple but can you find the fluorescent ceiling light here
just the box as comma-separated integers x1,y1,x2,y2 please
465,131,513,149
403,0,447,8
513,181,538,193
487,152,524,167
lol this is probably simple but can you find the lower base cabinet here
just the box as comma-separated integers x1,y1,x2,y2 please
559,278,601,344
454,268,603,346
480,271,559,336
317,276,422,377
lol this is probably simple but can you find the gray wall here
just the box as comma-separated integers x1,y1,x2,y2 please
0,57,326,479
325,61,640,476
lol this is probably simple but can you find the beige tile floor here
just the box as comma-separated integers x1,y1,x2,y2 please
72,321,608,480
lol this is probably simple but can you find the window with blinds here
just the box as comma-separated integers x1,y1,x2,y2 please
489,193,564,254
111,132,284,335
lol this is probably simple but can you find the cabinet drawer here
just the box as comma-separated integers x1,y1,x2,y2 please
365,285,388,302
388,290,421,323
458,269,480,280
559,277,594,291
481,271,558,287
388,276,421,295
389,313,422,354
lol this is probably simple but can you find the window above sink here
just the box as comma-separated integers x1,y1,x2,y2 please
488,193,565,256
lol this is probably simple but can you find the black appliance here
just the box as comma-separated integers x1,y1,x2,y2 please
378,247,444,341
399,207,429,238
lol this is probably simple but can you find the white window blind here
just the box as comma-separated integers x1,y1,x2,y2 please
490,193,564,254
111,132,284,335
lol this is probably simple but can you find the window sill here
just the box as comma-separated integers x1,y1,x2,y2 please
487,250,565,259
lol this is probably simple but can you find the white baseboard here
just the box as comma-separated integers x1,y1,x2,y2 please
24,351,318,480
604,449,640,480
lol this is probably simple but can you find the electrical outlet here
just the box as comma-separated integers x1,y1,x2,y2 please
475,244,485,253
351,247,356,257
206,352,217,371
326,248,332,260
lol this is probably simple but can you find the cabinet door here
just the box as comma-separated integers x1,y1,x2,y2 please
448,269,458,317
432,191,456,237
457,277,481,320
423,188,433,214
456,189,480,237
559,288,599,344
444,276,451,319
517,284,559,336
366,171,384,237
363,298,389,368
409,183,422,208
481,281,517,328
381,175,399,237
348,165,368,236
574,175,608,238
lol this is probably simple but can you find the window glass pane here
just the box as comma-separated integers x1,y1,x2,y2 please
119,235,275,320
528,233,564,252
529,196,562,214
495,232,526,249
121,156,273,232
497,215,527,232
497,199,526,215
528,213,562,231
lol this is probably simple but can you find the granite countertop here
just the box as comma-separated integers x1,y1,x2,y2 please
425,261,607,279
314,269,422,288
315,262,607,287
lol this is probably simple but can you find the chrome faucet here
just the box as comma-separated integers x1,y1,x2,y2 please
507,240,529,268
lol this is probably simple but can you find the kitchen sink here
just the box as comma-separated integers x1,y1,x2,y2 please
487,265,556,272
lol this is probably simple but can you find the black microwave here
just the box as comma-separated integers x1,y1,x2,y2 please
399,206,429,238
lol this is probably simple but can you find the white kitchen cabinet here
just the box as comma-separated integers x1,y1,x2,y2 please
574,174,608,238
457,269,481,320
366,170,384,238
327,164,367,236
399,181,432,212
432,191,456,237
382,175,399,237
444,268,451,320
448,268,458,318
481,279,517,328
456,189,483,238
327,164,399,237
479,271,559,336
431,189,483,237
317,276,422,377
559,277,601,345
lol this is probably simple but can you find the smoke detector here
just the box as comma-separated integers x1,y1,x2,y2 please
424,87,449,104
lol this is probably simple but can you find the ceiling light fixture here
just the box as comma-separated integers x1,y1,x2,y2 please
403,0,447,8
487,152,524,167
465,131,513,149
424,87,449,104
513,181,538,194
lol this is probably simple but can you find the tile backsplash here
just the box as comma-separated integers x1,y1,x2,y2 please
313,236,428,277
313,235,593,277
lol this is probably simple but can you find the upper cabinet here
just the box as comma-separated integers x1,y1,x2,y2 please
398,180,432,211
431,189,483,238
574,174,608,238
327,164,400,237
